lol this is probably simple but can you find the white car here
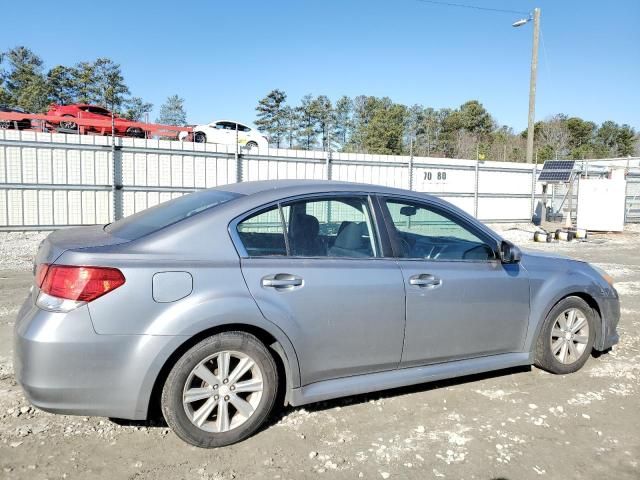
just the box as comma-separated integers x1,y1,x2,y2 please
180,120,268,150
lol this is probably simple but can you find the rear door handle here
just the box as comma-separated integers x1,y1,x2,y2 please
409,274,442,288
262,273,303,289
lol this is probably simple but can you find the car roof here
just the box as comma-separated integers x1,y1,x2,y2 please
214,179,435,199
214,120,249,127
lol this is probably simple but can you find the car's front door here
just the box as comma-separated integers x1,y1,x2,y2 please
380,197,530,367
235,195,406,385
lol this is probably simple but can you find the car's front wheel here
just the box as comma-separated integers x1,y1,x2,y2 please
161,331,278,447
245,140,258,149
534,296,596,374
194,131,207,143
59,115,78,131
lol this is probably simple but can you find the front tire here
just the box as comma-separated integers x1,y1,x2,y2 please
245,141,258,149
161,331,278,448
194,131,207,143
60,115,78,131
534,296,596,374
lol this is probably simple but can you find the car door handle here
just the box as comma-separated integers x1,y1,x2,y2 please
409,274,442,288
261,274,303,289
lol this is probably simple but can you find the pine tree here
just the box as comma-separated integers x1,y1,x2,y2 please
124,97,153,121
92,58,129,111
3,46,49,112
156,95,187,125
312,95,333,151
333,96,353,149
296,94,317,150
72,61,97,104
47,65,76,105
282,105,299,148
255,89,287,148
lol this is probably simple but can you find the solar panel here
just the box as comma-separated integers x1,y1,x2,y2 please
537,160,576,183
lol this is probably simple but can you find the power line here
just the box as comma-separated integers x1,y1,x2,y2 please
415,0,529,16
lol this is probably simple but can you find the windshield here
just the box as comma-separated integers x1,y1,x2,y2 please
105,190,239,240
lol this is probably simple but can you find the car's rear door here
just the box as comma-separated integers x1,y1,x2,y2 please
234,194,406,386
378,196,530,367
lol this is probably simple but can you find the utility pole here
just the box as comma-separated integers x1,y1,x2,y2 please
525,8,540,164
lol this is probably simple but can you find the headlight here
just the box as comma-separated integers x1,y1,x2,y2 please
592,265,614,286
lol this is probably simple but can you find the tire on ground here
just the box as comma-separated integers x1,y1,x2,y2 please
161,331,278,448
534,296,596,374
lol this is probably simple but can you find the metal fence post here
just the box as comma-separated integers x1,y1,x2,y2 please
530,162,538,220
408,154,414,190
326,150,332,180
111,139,123,221
235,151,243,183
473,160,480,218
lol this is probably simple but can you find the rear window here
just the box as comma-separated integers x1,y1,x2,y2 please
105,190,239,239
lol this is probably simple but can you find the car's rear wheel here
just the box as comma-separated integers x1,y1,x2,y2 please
0,119,12,129
534,296,596,374
161,331,278,447
245,141,258,149
194,131,207,143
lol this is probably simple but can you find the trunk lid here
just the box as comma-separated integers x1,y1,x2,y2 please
34,225,130,267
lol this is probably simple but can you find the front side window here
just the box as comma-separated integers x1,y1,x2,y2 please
385,199,495,261
236,196,378,258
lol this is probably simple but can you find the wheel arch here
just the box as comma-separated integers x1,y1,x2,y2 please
146,322,297,421
529,290,603,355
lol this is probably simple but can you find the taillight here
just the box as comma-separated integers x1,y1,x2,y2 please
39,265,125,302
35,263,50,287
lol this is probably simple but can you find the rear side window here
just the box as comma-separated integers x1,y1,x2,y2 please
237,206,288,256
105,190,238,240
236,196,378,258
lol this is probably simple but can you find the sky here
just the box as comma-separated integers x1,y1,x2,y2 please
2,0,639,131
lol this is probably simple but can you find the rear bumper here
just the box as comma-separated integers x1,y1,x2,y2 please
13,295,185,420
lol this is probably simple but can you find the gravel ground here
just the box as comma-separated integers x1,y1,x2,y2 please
0,225,639,479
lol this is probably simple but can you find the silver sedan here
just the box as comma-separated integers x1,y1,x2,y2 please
14,180,620,447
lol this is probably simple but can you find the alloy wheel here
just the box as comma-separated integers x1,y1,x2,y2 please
550,308,590,365
182,350,264,433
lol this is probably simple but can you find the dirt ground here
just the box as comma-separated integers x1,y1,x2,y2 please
0,226,639,480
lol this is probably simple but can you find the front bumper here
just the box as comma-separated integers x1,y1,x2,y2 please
13,294,185,420
596,288,620,351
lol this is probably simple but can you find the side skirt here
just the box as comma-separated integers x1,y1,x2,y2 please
289,352,532,407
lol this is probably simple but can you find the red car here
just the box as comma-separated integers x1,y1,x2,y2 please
47,104,146,138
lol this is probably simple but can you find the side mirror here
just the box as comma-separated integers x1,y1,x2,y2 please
499,240,522,264
400,206,417,217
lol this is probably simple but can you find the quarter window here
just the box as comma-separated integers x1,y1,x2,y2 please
385,200,495,261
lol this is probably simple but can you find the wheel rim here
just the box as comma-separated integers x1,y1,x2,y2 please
246,141,257,148
195,133,205,143
550,308,590,365
182,350,263,433
60,120,77,129
0,120,11,129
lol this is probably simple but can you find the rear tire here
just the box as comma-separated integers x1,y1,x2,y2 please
534,296,596,374
161,331,278,447
246,141,258,149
